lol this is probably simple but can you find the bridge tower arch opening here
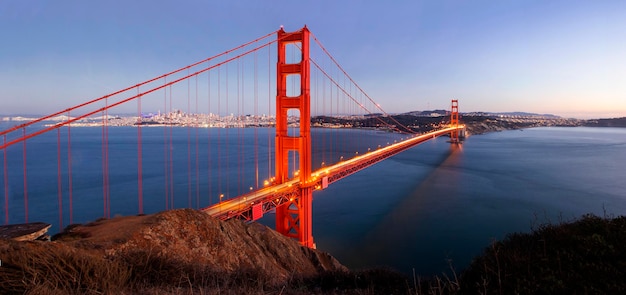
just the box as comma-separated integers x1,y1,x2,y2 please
275,26,315,248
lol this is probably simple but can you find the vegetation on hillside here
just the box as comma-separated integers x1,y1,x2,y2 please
584,117,626,127
0,238,409,294
1,213,625,294
458,214,626,294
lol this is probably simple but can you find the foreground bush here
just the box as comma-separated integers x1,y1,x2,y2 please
459,214,626,294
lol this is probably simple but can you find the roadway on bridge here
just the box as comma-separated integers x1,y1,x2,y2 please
202,125,464,220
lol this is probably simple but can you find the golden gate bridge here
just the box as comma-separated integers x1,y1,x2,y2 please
0,26,464,247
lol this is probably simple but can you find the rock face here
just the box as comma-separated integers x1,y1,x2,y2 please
55,209,346,281
0,222,51,241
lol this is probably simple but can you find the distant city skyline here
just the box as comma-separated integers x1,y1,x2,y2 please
1,1,625,119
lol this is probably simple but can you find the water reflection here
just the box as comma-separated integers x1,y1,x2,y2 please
350,144,464,273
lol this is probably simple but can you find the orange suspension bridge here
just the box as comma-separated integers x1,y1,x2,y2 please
0,26,464,247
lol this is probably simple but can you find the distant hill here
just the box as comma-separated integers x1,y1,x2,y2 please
400,109,448,117
584,117,626,127
399,110,563,119
313,111,581,135
489,112,560,118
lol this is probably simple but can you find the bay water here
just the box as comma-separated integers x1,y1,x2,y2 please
309,127,626,275
1,123,625,276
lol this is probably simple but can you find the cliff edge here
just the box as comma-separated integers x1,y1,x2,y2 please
55,209,346,279
0,209,348,294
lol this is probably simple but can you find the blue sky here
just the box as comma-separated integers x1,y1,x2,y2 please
1,0,625,118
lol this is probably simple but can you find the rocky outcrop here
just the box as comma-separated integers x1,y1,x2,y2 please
0,222,51,241
54,209,346,281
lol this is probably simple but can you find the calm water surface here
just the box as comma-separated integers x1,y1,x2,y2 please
2,124,625,276
310,127,626,275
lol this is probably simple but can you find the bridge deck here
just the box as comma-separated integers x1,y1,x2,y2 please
201,125,464,220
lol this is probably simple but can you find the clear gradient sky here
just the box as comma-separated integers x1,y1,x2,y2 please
1,1,625,118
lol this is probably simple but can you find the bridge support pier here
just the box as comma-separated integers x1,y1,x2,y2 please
276,186,314,248
274,26,315,248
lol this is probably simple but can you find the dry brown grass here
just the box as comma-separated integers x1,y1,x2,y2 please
0,239,130,294
8,212,623,294
0,237,415,294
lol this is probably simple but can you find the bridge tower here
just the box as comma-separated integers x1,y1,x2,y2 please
275,27,315,248
450,99,460,143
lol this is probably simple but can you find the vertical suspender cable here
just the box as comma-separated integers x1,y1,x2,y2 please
57,127,62,228
342,75,346,158
327,74,332,163
217,67,226,202
217,66,222,201
237,57,242,196
3,135,9,224
102,101,107,218
67,112,73,224
163,77,169,210
225,56,229,200
101,97,111,219
207,65,212,205
321,64,327,167
22,128,28,223
105,98,110,218
320,50,326,166
241,57,246,193
195,75,200,209
106,103,109,217
137,87,143,214
241,57,245,194
169,85,174,208
187,68,192,208
254,50,259,188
